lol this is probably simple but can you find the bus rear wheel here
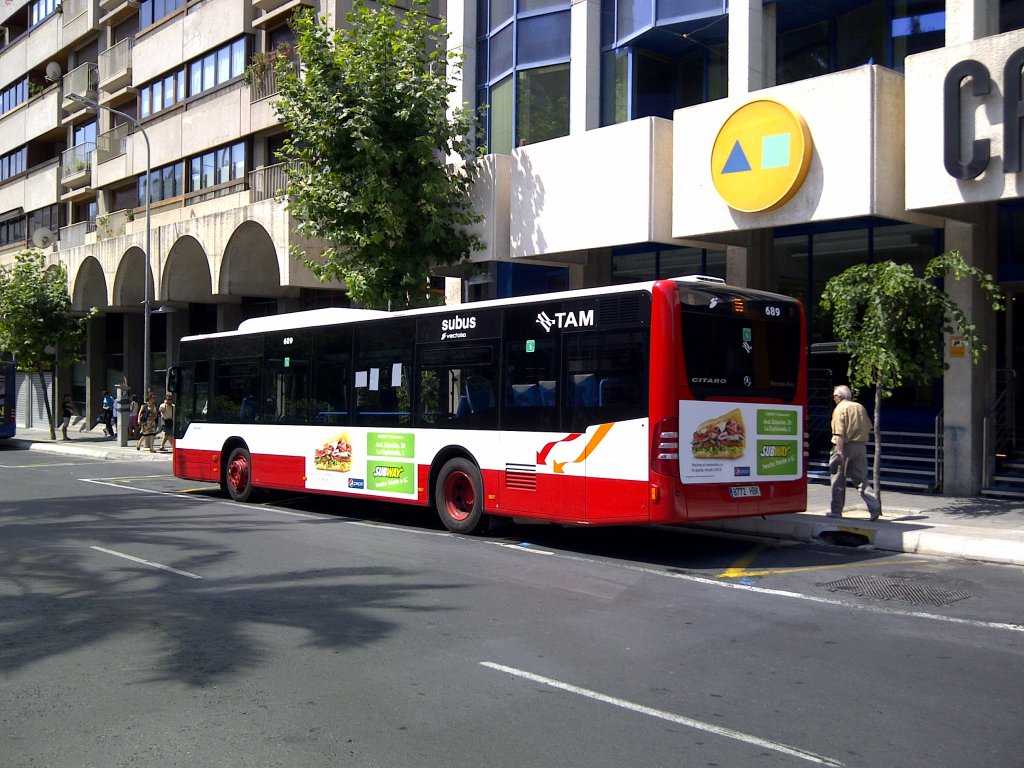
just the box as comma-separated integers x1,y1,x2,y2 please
224,446,255,502
435,457,485,534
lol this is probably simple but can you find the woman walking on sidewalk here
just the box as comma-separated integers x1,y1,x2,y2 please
158,394,174,451
60,394,74,441
137,394,158,453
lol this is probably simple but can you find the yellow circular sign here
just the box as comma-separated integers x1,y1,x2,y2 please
711,99,812,213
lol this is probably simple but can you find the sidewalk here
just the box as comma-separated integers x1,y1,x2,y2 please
693,483,1024,567
5,427,1024,566
8,425,173,462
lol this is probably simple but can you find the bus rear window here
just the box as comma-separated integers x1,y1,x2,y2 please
680,288,801,402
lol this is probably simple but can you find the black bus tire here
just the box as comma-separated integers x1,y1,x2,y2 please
434,457,485,533
224,446,255,502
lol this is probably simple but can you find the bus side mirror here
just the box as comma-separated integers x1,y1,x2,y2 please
166,366,180,395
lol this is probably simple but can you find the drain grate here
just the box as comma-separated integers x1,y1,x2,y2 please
820,575,972,607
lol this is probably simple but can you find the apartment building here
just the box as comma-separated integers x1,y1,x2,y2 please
0,0,1021,493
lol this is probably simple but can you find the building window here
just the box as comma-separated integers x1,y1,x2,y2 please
598,1,727,125
29,0,57,28
0,147,27,183
189,141,247,194
611,245,726,284
0,214,25,246
139,0,185,29
27,205,61,243
139,162,183,203
187,38,248,100
477,0,571,152
1,79,28,117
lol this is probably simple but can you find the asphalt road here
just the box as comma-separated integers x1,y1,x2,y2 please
1,446,1022,768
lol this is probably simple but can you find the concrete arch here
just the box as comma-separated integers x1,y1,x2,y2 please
218,220,292,297
162,234,213,303
71,257,108,313
112,246,153,310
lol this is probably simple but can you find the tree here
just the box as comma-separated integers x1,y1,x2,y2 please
273,0,483,309
819,249,1002,496
0,251,91,440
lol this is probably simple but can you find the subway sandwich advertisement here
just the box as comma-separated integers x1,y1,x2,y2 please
680,401,802,483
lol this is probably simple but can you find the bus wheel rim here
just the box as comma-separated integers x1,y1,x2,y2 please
228,456,249,492
443,471,473,521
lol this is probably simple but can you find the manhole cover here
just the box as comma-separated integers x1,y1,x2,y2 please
820,575,972,606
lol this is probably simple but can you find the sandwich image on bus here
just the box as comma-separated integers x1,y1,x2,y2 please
165,276,806,532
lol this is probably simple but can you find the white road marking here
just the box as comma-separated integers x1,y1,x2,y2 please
481,661,844,766
77,480,1024,633
487,542,1024,634
90,545,202,579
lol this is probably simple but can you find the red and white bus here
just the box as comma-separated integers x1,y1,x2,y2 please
167,277,806,532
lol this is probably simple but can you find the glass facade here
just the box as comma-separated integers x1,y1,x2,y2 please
477,0,571,152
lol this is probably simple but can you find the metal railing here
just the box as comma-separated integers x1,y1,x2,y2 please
248,161,298,203
62,62,99,101
61,142,95,180
97,121,133,162
99,38,134,83
983,368,1017,487
249,54,300,102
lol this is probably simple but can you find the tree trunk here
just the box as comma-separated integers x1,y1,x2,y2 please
37,363,55,441
873,380,883,510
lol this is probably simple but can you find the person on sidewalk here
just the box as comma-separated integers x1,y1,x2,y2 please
127,394,139,440
158,394,174,451
137,394,158,453
829,384,881,520
100,390,116,438
60,393,74,441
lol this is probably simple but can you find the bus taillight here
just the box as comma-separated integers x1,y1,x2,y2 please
651,417,680,477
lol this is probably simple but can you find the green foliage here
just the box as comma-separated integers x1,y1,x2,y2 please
273,0,484,309
819,250,1002,398
0,251,93,437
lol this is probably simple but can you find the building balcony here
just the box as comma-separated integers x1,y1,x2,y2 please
61,142,94,190
98,0,139,26
62,63,99,122
249,161,298,203
96,122,133,164
252,0,314,30
98,38,135,94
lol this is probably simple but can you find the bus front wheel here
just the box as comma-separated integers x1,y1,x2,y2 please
224,446,255,502
435,458,485,533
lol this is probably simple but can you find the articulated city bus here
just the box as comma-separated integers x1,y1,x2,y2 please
0,360,15,439
167,277,806,532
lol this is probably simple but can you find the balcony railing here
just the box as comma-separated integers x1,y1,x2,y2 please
62,62,99,109
99,38,135,90
249,53,300,102
61,142,95,182
59,220,94,248
249,161,298,203
62,0,88,23
97,121,133,163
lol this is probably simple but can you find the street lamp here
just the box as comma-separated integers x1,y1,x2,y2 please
66,93,153,414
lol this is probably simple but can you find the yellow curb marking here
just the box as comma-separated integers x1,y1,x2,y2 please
719,558,931,579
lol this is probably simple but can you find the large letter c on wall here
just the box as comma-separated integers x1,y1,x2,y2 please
944,59,991,180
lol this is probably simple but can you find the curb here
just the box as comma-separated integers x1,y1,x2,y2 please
691,513,1024,567
11,438,172,462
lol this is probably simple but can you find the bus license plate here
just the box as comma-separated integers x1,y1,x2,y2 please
729,485,761,499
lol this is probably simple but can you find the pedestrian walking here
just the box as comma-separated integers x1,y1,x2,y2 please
137,394,158,453
158,394,174,451
128,394,139,439
829,384,881,520
100,390,116,437
60,393,74,441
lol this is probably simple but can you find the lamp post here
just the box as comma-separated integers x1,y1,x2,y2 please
66,94,152,430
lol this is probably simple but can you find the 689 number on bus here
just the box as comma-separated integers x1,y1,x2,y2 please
764,305,782,317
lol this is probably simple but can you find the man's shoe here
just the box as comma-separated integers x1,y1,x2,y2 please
826,513,842,519
870,510,881,521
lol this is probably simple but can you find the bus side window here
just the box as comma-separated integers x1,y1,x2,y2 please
563,330,648,431
312,326,352,426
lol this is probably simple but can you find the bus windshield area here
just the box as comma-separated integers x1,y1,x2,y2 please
679,286,801,402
